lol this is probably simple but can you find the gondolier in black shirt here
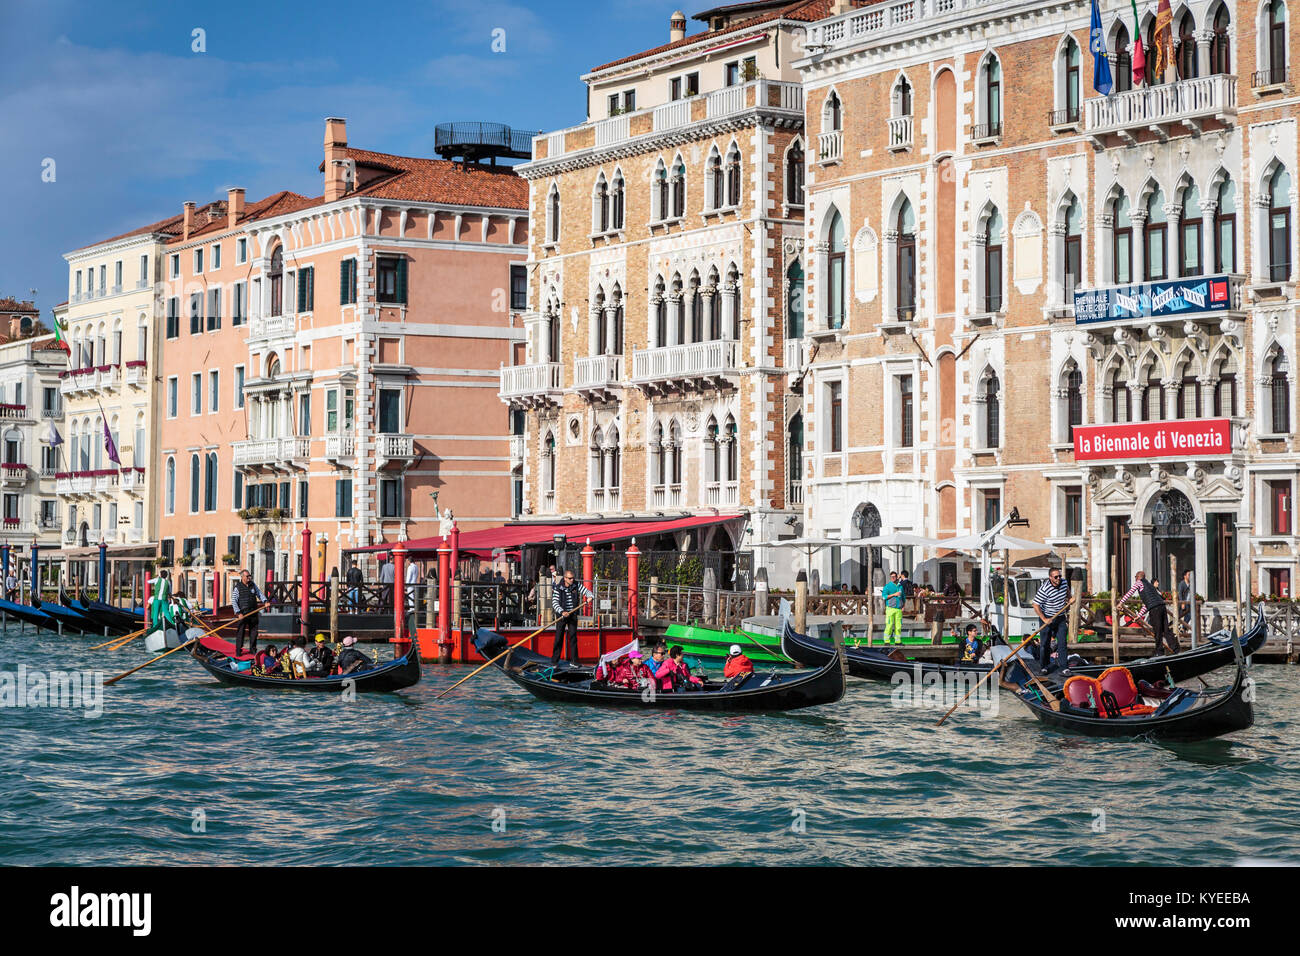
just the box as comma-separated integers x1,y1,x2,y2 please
1031,568,1071,672
1123,570,1180,656
231,569,265,657
550,568,593,664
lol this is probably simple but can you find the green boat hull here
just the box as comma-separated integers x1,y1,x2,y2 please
662,623,788,666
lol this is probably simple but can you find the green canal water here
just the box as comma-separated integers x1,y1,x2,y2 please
2,622,1298,866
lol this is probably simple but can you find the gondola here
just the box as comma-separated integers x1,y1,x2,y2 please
190,633,422,692
0,596,57,631
32,594,99,634
1011,661,1254,742
69,587,142,634
473,627,846,712
780,607,1268,686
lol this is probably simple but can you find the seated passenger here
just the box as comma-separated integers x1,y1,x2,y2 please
668,646,703,689
723,644,754,680
959,624,984,663
610,651,649,689
256,644,281,674
336,635,374,675
306,635,336,677
286,637,310,677
645,642,677,692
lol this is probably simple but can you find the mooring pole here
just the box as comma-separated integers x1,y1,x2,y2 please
300,527,312,640
437,544,452,662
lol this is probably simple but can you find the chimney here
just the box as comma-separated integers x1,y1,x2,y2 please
831,0,851,13
183,201,195,241
324,117,349,202
227,187,245,228
670,10,686,42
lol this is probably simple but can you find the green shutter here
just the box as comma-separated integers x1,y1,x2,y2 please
297,270,307,313
396,257,408,304
340,260,349,305
305,267,314,312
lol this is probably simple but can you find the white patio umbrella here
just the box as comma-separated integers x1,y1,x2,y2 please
938,532,1046,553
842,532,941,549
748,535,846,567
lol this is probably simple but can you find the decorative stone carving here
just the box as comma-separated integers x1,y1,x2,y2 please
1147,324,1170,353
1182,320,1208,355
1219,318,1242,348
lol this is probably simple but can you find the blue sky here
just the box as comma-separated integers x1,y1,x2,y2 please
0,0,682,315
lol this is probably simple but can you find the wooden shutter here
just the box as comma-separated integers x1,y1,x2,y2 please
340,260,350,305
396,258,408,304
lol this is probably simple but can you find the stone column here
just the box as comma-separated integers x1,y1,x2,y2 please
1131,210,1148,282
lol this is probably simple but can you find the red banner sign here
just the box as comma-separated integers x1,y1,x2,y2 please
1073,418,1232,462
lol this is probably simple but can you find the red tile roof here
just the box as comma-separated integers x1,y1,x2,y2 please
69,210,187,255
590,0,834,73
322,148,528,210
0,297,39,314
167,190,319,244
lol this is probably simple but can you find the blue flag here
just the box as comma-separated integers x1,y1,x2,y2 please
1091,0,1114,95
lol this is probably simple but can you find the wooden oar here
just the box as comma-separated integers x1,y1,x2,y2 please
92,624,148,650
936,600,1072,727
105,605,260,651
435,607,580,701
104,639,198,686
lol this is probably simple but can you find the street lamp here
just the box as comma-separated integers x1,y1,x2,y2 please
1152,497,1170,530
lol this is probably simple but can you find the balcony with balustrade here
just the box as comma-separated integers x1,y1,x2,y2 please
509,434,525,464
631,340,739,393
0,404,29,422
1085,74,1236,146
788,478,804,506
590,487,622,513
650,484,683,510
573,354,623,401
887,115,913,151
97,364,120,392
249,314,295,340
705,481,740,508
234,436,310,471
120,468,145,494
500,362,563,407
377,433,415,467
783,338,807,374
325,434,356,462
1,463,28,486
94,471,118,495
817,130,842,163
124,361,148,388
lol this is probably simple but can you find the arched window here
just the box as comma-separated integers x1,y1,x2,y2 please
827,210,847,329
546,300,561,363
1214,356,1238,417
895,75,912,116
1144,189,1168,281
548,184,561,243
1266,0,1288,84
1142,364,1165,421
669,420,683,485
592,288,607,355
1179,183,1203,276
726,144,741,207
1176,359,1202,419
1214,178,1237,272
787,260,805,339
1110,367,1132,422
786,141,804,206
652,423,666,487
542,431,556,495
1066,365,1083,441
594,173,609,233
725,415,738,482
981,56,1002,135
654,159,670,221
705,268,721,340
1062,194,1083,295
984,207,1004,313
610,286,624,354
1112,192,1133,284
189,454,200,513
895,200,916,320
165,456,175,514
705,417,720,484
652,276,667,348
671,156,686,219
982,372,1001,448
268,247,283,317
1270,348,1291,433
204,452,218,512
1114,25,1133,93
1209,5,1231,75
824,91,842,132
1178,12,1199,79
611,170,625,230
607,427,621,492
1062,38,1081,123
1269,165,1292,281
134,412,146,468
709,148,723,210
689,272,703,342
787,413,803,501
1146,18,1164,86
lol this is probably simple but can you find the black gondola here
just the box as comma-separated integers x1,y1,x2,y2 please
473,627,846,711
1011,662,1254,741
780,608,1268,685
190,633,422,692
32,593,98,634
0,596,57,630
69,587,142,634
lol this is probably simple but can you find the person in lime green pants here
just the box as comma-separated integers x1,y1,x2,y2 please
882,570,905,644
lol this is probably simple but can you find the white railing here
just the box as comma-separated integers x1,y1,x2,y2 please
98,365,120,390
888,115,913,150
631,340,738,384
500,362,562,400
326,435,355,459
776,81,803,112
233,439,279,467
542,490,556,514
72,475,92,495
707,85,747,119
59,378,78,398
1085,74,1236,136
788,479,804,506
573,353,623,390
250,314,294,339
546,131,565,159
595,114,630,148
592,487,622,512
653,99,691,131
783,338,806,372
282,436,311,461
1,465,28,484
0,405,27,421
126,526,143,543
94,473,118,494
56,477,72,495
124,364,148,388
41,465,58,478
378,434,414,460
650,484,683,509
120,470,144,492
41,405,61,419
818,130,843,162
509,434,525,462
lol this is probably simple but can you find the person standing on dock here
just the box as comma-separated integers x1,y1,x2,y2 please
550,568,592,664
1177,569,1193,637
1031,568,1071,672
4,569,16,602
379,557,395,610
1120,571,1180,657
882,571,905,645
346,562,363,610
231,569,265,657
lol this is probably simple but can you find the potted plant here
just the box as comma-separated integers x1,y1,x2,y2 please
222,553,239,567
178,555,194,567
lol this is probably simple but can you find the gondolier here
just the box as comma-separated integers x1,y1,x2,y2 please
1032,568,1071,672
550,568,593,664
1120,571,1180,656
231,568,265,657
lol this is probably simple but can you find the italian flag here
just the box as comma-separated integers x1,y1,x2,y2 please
1130,0,1147,87
52,317,70,355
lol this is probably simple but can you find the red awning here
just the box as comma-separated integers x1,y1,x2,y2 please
348,514,743,558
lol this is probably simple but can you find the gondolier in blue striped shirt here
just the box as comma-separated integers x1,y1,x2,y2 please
1031,568,1071,672
550,568,593,664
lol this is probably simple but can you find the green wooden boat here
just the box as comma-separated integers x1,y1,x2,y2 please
661,622,790,666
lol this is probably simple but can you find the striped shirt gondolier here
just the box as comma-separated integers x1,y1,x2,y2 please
1032,577,1071,618
1119,578,1164,620
552,580,594,615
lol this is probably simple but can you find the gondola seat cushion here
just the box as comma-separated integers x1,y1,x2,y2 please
1063,675,1100,711
1097,667,1156,716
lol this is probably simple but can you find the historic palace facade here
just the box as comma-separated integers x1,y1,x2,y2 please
798,0,1300,600
507,3,827,578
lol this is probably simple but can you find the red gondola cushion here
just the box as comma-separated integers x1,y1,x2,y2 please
1097,667,1156,716
1063,675,1099,710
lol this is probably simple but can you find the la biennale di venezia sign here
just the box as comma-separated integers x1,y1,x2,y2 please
1073,419,1234,462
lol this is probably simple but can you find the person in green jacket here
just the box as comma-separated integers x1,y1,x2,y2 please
882,570,905,645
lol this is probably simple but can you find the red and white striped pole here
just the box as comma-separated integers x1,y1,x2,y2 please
299,527,312,640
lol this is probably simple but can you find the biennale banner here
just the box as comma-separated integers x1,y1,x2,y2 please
1073,274,1233,325
1073,418,1233,462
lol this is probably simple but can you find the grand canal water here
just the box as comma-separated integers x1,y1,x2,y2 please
2,622,1297,866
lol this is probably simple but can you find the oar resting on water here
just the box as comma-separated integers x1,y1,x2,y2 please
100,607,267,685
436,606,581,701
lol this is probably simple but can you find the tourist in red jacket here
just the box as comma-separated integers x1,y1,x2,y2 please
723,644,754,679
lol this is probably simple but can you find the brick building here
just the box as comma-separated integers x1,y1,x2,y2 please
798,0,1300,601
507,2,827,582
